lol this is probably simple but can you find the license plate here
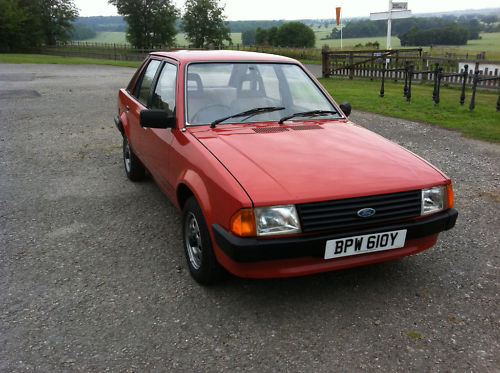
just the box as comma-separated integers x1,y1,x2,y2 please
324,229,407,259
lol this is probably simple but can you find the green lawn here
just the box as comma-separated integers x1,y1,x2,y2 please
0,53,140,67
319,77,500,142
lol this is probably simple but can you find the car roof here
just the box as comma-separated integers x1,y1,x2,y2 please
149,50,298,64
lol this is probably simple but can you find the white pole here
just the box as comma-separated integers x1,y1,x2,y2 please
340,16,343,49
386,0,392,49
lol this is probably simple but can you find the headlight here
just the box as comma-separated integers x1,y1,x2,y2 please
255,205,301,236
230,205,301,237
421,186,446,215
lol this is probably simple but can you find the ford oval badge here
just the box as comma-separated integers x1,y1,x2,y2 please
357,208,376,218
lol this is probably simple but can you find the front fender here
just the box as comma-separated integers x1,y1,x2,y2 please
119,112,131,139
179,168,213,221
114,115,125,137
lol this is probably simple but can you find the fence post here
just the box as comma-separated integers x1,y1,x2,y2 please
469,70,479,111
403,61,409,97
460,64,468,106
370,52,374,81
380,61,386,97
434,67,443,105
497,93,500,111
322,46,329,78
348,52,354,80
394,51,399,82
432,63,440,103
407,64,413,102
422,52,428,82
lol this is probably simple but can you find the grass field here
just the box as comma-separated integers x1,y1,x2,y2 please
78,31,500,60
79,31,242,47
80,31,128,44
316,30,500,60
319,77,500,142
0,53,140,67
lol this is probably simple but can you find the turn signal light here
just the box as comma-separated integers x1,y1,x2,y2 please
446,184,454,209
230,208,256,237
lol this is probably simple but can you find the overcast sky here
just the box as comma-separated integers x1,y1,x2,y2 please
74,0,500,20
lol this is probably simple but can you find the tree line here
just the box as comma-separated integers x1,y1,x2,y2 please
0,0,234,51
399,23,469,46
323,14,500,46
325,14,497,40
241,23,316,48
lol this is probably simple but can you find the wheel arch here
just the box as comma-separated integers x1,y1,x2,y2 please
119,112,131,139
177,183,195,210
176,169,213,220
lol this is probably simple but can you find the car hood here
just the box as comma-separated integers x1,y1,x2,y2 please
190,121,448,206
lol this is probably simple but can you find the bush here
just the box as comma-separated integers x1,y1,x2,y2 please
399,23,469,46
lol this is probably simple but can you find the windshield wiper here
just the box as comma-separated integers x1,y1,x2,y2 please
278,110,340,124
210,106,285,128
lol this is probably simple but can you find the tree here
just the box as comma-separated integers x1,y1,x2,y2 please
481,15,498,24
276,22,315,48
181,0,231,48
267,26,278,46
36,0,78,45
0,0,77,51
255,27,268,45
109,0,178,48
0,0,30,51
241,29,255,46
399,23,469,46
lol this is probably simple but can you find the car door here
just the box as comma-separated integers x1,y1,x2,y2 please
141,61,178,199
127,58,162,160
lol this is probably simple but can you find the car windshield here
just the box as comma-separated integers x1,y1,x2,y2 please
186,63,341,125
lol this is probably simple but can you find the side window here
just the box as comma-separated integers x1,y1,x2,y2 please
133,59,161,105
151,63,177,113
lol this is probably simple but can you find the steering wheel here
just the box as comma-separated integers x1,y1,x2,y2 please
191,104,232,124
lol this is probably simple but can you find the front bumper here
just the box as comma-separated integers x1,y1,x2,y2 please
212,208,458,263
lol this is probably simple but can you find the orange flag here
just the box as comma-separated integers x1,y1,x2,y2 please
336,7,341,26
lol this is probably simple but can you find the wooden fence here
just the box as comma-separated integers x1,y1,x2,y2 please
44,41,322,62
322,48,500,89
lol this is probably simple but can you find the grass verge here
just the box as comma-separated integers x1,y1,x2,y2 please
0,53,141,68
319,77,500,142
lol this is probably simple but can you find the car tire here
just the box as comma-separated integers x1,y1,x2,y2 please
182,196,225,284
123,137,145,181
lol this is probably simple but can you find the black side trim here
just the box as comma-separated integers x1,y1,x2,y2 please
212,208,458,263
114,115,124,136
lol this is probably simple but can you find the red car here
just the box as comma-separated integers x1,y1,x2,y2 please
114,50,457,284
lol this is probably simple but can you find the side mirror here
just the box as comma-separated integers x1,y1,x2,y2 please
339,102,352,117
140,109,176,129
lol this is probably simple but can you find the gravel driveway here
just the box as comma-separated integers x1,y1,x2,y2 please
0,63,499,372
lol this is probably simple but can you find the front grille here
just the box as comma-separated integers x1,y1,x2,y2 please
297,190,421,233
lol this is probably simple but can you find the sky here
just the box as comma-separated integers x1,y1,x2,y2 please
74,0,500,20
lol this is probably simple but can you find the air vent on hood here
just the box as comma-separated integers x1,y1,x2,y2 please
252,127,289,133
290,125,324,130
